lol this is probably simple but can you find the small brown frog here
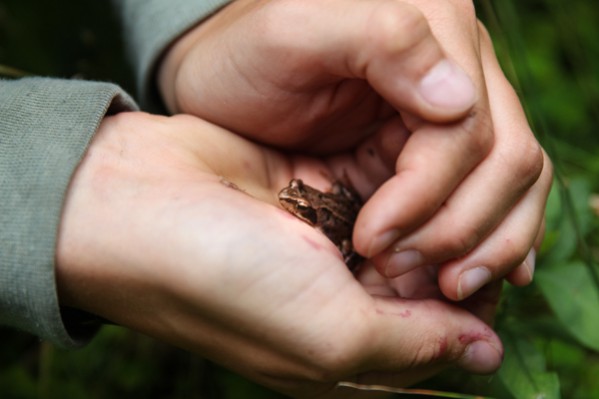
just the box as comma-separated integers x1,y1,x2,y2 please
278,179,363,271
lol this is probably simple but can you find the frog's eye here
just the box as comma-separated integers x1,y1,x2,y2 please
295,204,318,225
290,179,303,190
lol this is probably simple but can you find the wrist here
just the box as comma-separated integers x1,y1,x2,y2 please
54,113,160,319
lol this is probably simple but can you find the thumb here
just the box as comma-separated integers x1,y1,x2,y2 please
318,0,477,121
355,297,503,387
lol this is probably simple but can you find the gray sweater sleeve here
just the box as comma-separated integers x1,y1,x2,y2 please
0,78,138,348
115,0,232,110
0,1,231,348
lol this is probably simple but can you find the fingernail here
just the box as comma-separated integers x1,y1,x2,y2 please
385,249,424,277
367,229,400,257
419,59,476,111
457,267,492,300
523,249,536,280
460,340,503,374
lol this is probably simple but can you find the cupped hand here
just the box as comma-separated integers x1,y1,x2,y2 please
56,113,502,397
356,22,553,300
157,0,552,300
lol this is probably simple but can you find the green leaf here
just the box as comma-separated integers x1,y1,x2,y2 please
541,177,593,261
564,178,594,236
541,183,575,261
499,335,560,399
536,261,599,351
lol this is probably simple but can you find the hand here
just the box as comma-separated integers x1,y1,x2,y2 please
358,21,553,300
157,0,553,300
55,113,503,397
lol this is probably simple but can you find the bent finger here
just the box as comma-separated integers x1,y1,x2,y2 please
436,152,552,300
326,0,478,120
506,217,546,286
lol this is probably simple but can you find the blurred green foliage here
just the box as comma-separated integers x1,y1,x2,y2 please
1,0,598,398
0,0,134,90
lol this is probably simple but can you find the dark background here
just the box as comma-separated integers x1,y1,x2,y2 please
1,0,598,398
0,1,133,91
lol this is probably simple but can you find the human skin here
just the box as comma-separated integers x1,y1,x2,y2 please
55,112,504,398
157,0,552,301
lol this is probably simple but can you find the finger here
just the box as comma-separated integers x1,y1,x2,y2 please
458,280,503,326
349,5,497,262
436,151,552,300
504,249,536,288
312,0,477,121
362,21,548,278
354,107,493,260
409,24,553,299
326,116,409,199
369,129,545,280
162,0,479,152
251,0,476,120
352,297,503,385
506,217,546,286
312,296,503,399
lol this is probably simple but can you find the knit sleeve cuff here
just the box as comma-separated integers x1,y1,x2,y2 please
116,0,232,112
0,77,138,348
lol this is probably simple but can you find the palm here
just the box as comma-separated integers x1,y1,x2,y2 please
58,113,503,397
176,114,493,322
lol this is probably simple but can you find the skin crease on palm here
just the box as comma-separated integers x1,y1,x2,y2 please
54,0,553,397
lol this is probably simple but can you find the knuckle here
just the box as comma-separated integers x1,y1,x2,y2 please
510,134,545,185
456,0,476,14
426,0,477,34
439,224,481,258
406,330,451,367
367,2,431,56
477,20,493,45
448,0,477,22
424,210,487,260
461,108,495,158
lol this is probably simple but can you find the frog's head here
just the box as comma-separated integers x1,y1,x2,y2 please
278,179,318,225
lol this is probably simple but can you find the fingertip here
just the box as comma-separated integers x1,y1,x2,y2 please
418,59,477,117
383,249,424,278
507,249,536,286
458,338,504,374
456,266,493,301
361,229,401,258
